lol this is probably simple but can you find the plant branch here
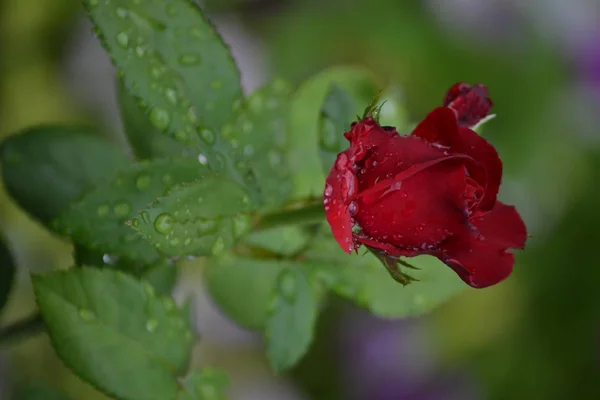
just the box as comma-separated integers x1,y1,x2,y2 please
0,312,45,345
253,199,325,232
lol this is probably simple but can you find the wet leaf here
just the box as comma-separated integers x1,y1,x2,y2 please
176,368,229,400
131,176,256,258
55,157,210,264
0,238,16,315
33,267,194,400
0,125,129,225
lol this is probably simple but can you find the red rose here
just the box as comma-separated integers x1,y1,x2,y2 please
444,82,493,127
323,84,526,288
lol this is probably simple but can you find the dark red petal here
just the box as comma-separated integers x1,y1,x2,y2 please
443,82,493,127
436,201,527,288
324,151,359,254
355,162,468,251
412,107,502,210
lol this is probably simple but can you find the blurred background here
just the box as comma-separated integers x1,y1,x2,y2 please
1,0,599,399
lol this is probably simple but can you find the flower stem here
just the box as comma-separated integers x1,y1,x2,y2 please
253,199,325,232
0,312,44,345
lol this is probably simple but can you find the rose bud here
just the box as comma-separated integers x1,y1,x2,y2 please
323,88,526,288
444,82,493,127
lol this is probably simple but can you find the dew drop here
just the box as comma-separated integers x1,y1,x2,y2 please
131,218,140,227
197,218,217,234
324,183,333,197
162,297,175,311
187,107,198,123
151,66,163,78
268,151,282,166
199,129,215,144
169,237,181,246
135,46,146,57
102,253,119,265
154,213,174,235
348,201,358,216
243,144,254,157
116,32,129,49
164,88,178,105
233,214,252,237
115,7,127,18
136,174,151,190
146,319,159,333
183,237,192,246
149,108,170,131
97,204,110,217
277,270,297,302
174,130,188,141
79,309,96,321
197,153,208,165
141,211,151,224
113,202,131,217
178,53,201,65
210,236,225,255
189,27,204,39
242,120,253,133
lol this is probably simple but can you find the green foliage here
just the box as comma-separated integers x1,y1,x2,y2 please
130,176,255,257
0,125,129,225
55,158,210,264
265,266,320,372
0,238,16,315
221,79,294,208
319,84,358,171
118,80,188,159
304,230,467,318
176,368,229,400
206,255,285,330
288,66,378,198
33,267,194,400
83,0,242,152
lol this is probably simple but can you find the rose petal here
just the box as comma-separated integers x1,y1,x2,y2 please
443,82,493,127
412,107,502,210
355,162,468,251
436,201,527,288
325,150,359,253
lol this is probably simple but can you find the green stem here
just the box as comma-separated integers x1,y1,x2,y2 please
253,199,325,232
0,312,44,345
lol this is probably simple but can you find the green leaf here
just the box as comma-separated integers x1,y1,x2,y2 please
142,262,178,296
0,238,16,315
33,267,194,400
12,384,74,400
222,79,293,208
319,84,358,172
84,0,242,160
176,368,229,400
205,255,284,330
305,231,467,318
118,80,189,159
289,67,378,198
0,125,129,225
131,177,255,258
265,266,320,372
73,245,177,295
378,85,409,130
55,157,211,264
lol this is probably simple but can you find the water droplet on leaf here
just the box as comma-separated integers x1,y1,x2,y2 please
178,53,200,65
199,129,215,144
154,213,174,235
97,204,110,217
116,32,129,48
79,309,96,321
198,153,208,165
113,202,131,217
211,236,225,255
146,319,158,333
136,174,151,190
102,254,119,265
164,88,177,105
149,108,170,131
233,214,252,237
